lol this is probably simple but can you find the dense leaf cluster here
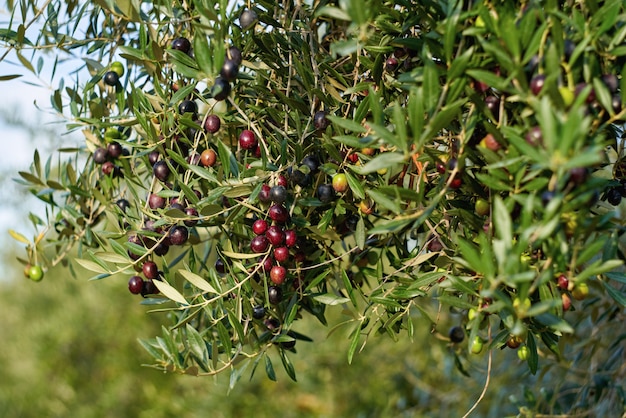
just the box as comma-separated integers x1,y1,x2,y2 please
4,0,626,412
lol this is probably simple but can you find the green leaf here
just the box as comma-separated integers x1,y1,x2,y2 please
466,69,508,92
96,252,129,264
221,250,261,260
185,324,207,361
18,171,44,186
447,46,473,80
168,49,200,78
193,35,212,75
152,280,188,305
264,355,276,381
313,293,351,305
605,272,626,284
443,2,462,63
456,238,483,275
347,323,362,364
577,259,623,282
367,188,401,214
535,313,574,334
576,238,606,267
449,276,479,297
315,6,350,21
9,229,30,244
345,171,365,200
168,83,197,107
493,196,512,244
352,152,406,175
187,164,218,182
367,216,417,235
177,269,218,293
419,99,465,146
327,115,366,133
0,74,22,81
114,0,140,21
602,281,626,307
527,333,538,375
355,217,365,250
223,186,252,198
75,258,108,274
436,294,475,310
16,50,35,73
423,61,441,110
279,349,297,382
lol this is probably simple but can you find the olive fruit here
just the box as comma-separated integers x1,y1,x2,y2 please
317,184,335,203
128,275,144,294
251,235,270,253
530,74,546,95
171,37,191,53
302,154,320,173
284,229,297,247
265,225,285,246
215,258,226,274
607,188,622,206
273,246,289,263
28,265,44,281
268,204,289,223
313,111,330,131
142,261,159,280
252,219,269,235
103,71,119,86
200,149,217,167
517,345,529,360
228,46,242,66
385,56,399,72
258,184,271,203
470,336,484,354
107,141,123,159
571,282,589,300
239,9,258,30
204,115,221,133
169,225,189,246
475,198,490,216
332,173,349,193
153,160,170,182
448,326,465,343
269,185,287,203
252,305,265,319
211,77,231,101
116,199,131,212
268,286,283,304
182,207,198,227
239,130,258,150
270,265,287,285
93,148,108,164
178,100,197,116
220,59,239,81
110,61,125,77
148,193,166,210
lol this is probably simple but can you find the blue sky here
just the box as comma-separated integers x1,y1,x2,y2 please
0,51,81,277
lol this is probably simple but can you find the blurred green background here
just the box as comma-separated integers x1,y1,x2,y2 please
1,246,622,417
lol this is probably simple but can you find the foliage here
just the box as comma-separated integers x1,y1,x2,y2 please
0,259,622,417
3,0,626,414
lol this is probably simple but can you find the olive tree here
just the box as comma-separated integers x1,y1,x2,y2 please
4,0,626,414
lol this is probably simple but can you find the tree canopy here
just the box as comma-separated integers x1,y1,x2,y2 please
2,0,626,415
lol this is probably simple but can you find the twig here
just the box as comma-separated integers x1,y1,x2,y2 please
462,326,492,418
